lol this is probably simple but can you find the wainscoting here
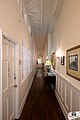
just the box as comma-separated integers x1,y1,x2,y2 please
51,69,80,120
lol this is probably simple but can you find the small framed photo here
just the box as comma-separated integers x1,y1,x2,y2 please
69,55,78,71
66,45,80,80
61,56,65,65
52,52,56,70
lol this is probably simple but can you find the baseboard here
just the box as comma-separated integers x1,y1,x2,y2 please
18,76,34,118
55,90,68,120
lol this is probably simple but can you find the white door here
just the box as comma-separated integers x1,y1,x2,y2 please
2,38,15,120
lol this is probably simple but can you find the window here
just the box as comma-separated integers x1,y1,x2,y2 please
22,45,26,79
27,49,32,75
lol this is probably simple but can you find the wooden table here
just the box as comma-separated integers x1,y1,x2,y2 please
44,73,56,92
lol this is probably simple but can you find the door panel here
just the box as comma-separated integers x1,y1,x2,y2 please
2,38,14,120
9,45,14,60
9,61,14,86
2,61,8,91
2,43,8,60
2,98,8,120
8,87,14,120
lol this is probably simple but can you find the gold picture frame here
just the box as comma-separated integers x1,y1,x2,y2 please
53,52,56,70
66,45,80,80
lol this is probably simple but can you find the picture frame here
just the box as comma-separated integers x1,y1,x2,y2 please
52,52,56,70
61,56,65,65
66,45,80,80
69,55,78,71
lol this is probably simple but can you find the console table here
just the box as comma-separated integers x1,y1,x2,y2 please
44,73,56,92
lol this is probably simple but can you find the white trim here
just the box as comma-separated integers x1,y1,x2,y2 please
51,68,80,91
51,68,80,120
1,29,19,120
14,44,19,119
2,88,8,93
19,76,34,118
7,98,8,120
55,90,68,120
9,112,14,120
65,84,70,112
0,29,2,120
20,76,27,86
70,89,72,111
3,31,18,44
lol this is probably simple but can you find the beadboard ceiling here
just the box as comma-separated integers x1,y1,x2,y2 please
23,0,65,52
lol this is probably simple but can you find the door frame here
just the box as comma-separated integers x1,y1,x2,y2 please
14,44,19,119
0,29,19,120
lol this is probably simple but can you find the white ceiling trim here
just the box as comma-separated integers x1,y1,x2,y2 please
28,12,39,18
27,9,40,12
26,0,39,10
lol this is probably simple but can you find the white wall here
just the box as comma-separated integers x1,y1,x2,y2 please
48,34,51,59
43,39,48,63
51,0,80,91
0,0,36,119
51,0,80,118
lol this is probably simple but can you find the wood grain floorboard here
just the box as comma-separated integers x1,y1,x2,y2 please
19,69,65,120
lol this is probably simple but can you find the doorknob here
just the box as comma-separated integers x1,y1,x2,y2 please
14,85,17,87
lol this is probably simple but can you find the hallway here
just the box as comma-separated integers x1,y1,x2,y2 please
19,69,65,120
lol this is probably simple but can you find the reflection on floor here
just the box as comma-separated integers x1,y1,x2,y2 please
19,69,65,120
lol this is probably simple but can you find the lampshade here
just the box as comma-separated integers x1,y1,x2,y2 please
45,60,52,66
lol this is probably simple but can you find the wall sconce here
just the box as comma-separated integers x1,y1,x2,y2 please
56,50,61,59
61,56,65,65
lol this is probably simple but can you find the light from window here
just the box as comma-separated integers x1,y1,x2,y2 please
38,59,42,64
27,49,32,75
22,45,26,79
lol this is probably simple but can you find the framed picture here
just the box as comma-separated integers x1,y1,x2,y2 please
53,52,56,70
69,55,78,71
61,56,65,65
66,45,80,80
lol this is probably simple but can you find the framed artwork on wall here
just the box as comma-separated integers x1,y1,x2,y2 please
53,52,56,70
66,45,80,80
69,55,78,71
61,56,65,65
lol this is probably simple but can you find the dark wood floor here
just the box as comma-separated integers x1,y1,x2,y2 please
19,69,65,120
